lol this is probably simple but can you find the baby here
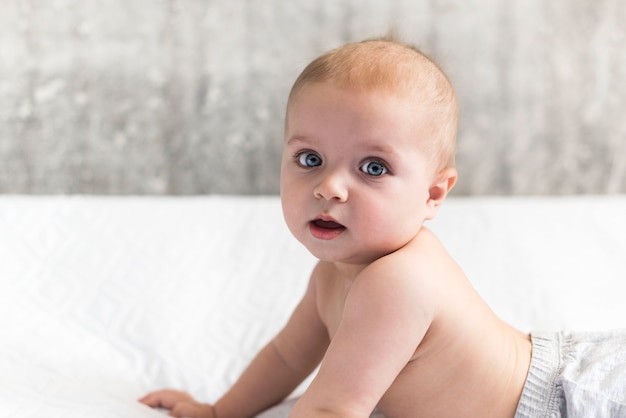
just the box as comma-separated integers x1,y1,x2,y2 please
140,38,626,417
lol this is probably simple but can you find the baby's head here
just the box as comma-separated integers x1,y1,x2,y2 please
286,37,458,174
281,38,459,264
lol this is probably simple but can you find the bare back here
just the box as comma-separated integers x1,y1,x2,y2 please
312,227,532,418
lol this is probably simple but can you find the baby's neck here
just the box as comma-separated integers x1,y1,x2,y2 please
328,261,369,282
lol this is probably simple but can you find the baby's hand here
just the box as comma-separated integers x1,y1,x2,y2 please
139,389,216,418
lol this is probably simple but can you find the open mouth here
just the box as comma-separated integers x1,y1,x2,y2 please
309,218,346,240
312,219,344,229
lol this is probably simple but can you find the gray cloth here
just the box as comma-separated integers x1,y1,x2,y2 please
515,330,626,417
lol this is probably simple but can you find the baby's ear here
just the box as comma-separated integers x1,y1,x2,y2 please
425,167,457,220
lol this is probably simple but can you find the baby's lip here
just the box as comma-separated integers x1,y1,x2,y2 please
311,216,345,230
309,216,346,240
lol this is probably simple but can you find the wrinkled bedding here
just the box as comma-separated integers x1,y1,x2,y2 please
1,195,625,417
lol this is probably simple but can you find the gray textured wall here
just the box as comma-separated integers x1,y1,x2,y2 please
1,0,625,195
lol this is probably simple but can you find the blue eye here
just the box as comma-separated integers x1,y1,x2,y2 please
360,160,388,177
297,152,322,167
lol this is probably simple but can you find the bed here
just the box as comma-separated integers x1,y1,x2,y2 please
1,195,625,417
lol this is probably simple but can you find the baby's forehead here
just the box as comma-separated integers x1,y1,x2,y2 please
287,84,436,141
289,77,452,127
287,81,427,115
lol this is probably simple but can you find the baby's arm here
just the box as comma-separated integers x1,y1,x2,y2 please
290,259,434,417
140,273,329,418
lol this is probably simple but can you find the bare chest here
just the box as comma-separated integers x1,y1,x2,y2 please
316,277,351,340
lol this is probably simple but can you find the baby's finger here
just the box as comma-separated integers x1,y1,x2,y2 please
139,389,192,408
138,391,162,406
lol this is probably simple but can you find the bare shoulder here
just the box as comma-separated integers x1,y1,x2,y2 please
345,228,458,326
357,226,499,355
357,227,460,297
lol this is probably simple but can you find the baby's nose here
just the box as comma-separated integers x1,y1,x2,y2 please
313,172,348,202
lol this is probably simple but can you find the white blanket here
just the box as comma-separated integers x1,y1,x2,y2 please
1,195,625,417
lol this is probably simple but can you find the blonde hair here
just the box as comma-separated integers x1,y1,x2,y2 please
287,37,458,171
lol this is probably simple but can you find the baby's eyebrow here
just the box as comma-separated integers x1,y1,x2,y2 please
365,143,393,154
361,142,399,157
286,135,311,146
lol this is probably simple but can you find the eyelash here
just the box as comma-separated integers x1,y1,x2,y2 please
293,151,390,177
294,151,322,168
359,160,389,177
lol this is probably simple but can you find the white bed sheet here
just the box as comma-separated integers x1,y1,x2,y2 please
0,195,625,417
